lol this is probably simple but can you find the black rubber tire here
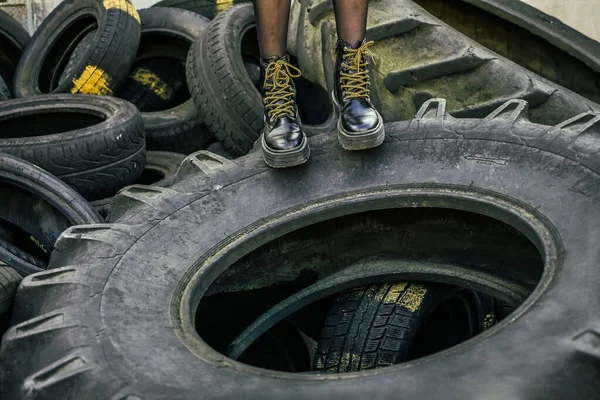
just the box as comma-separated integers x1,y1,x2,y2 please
187,4,336,157
13,0,141,97
57,30,97,88
0,153,102,276
314,283,495,372
0,94,146,201
0,266,22,335
151,0,250,20
118,7,213,154
291,0,600,125
0,9,30,91
0,74,11,101
2,99,599,399
92,151,187,219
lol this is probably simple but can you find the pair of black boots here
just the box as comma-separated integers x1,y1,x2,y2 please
259,39,385,168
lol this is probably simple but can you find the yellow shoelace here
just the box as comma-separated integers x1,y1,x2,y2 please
263,60,302,120
340,40,375,102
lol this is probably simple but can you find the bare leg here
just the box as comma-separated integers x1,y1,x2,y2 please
252,0,291,58
333,0,369,46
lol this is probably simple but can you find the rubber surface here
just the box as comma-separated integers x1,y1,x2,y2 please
151,0,250,20
0,9,30,91
120,7,213,153
0,266,22,322
289,0,600,125
92,151,186,218
0,153,102,276
14,0,140,97
0,94,146,201
1,99,599,399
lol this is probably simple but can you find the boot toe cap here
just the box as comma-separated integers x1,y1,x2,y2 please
341,100,380,133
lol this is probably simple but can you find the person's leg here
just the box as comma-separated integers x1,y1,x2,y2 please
332,0,385,151
332,0,368,47
252,0,310,168
253,0,291,58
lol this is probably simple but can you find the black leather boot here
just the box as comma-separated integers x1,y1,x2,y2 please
333,39,385,150
259,55,310,168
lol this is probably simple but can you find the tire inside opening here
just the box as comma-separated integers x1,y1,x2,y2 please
38,16,98,93
0,111,105,138
196,207,543,373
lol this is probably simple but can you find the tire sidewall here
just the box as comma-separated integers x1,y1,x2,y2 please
43,119,600,397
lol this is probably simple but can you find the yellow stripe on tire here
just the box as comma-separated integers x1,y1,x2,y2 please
214,0,235,15
131,67,173,100
103,0,141,23
71,65,113,95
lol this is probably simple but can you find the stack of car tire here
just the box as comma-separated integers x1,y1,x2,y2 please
0,0,599,398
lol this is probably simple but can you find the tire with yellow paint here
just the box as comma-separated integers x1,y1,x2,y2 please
0,94,145,201
152,0,250,20
117,7,213,153
314,283,495,372
13,0,141,98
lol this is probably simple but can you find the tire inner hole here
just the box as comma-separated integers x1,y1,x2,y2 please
196,207,542,373
38,16,98,93
0,111,105,138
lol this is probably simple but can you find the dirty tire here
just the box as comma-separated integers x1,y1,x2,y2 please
0,94,145,201
151,0,251,20
291,0,600,125
13,0,141,97
119,7,213,153
0,9,30,91
314,283,495,372
0,153,102,276
0,266,22,333
92,151,186,218
2,99,600,398
187,4,336,156
206,142,233,160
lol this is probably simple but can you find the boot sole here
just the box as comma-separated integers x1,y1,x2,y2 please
261,135,310,169
332,91,386,151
